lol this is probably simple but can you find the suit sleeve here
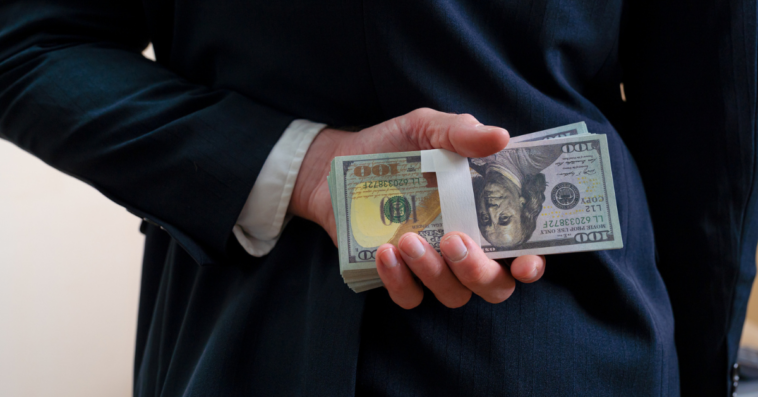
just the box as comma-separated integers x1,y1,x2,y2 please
0,1,296,264
619,0,757,394
233,119,325,257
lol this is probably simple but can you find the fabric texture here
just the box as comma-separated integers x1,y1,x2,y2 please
0,0,754,396
233,119,325,256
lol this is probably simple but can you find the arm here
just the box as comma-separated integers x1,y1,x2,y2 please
0,1,294,264
0,1,550,310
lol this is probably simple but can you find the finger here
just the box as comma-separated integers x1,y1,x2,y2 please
439,232,516,304
375,244,424,309
433,112,510,158
509,255,546,283
397,233,472,308
398,108,510,158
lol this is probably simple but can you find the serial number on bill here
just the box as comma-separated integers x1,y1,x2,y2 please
542,215,604,229
361,179,423,188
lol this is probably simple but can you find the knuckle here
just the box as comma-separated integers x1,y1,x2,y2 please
397,295,423,310
483,285,515,304
381,275,401,292
441,291,471,309
457,113,478,124
402,110,431,140
412,107,435,119
403,247,441,274
410,257,444,281
455,260,489,286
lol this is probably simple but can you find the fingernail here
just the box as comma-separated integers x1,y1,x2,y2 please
441,235,468,262
527,264,539,280
399,235,426,259
476,125,504,133
380,249,398,268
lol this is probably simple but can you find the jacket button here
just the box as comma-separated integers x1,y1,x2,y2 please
732,363,740,395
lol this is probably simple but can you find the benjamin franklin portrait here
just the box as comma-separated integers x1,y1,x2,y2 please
469,145,562,249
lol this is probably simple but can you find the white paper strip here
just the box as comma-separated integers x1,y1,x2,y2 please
420,150,436,172
419,149,481,246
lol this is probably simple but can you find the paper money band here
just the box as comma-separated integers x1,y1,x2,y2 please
420,149,481,246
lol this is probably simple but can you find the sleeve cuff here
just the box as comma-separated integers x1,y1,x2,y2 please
232,119,326,257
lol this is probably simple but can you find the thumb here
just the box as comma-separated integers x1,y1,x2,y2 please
398,108,510,158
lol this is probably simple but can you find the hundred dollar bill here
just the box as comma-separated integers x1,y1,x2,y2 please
469,134,622,257
327,121,588,217
346,278,385,293
332,151,443,283
510,121,589,143
329,123,622,290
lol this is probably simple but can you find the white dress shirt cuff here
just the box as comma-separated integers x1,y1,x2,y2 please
233,119,326,257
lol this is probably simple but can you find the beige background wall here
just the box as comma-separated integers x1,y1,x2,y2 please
0,140,143,396
0,45,155,397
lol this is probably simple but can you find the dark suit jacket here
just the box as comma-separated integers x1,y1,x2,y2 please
0,1,755,395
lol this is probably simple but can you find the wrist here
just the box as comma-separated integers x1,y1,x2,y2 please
289,127,352,224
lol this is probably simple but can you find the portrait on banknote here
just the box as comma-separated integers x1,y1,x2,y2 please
469,146,562,250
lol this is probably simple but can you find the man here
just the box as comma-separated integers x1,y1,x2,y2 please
0,1,755,396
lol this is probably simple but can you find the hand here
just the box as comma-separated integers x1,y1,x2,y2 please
289,108,547,308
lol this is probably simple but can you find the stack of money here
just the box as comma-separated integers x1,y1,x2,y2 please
327,122,623,292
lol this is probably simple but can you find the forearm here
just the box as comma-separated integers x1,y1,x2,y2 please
0,2,294,263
